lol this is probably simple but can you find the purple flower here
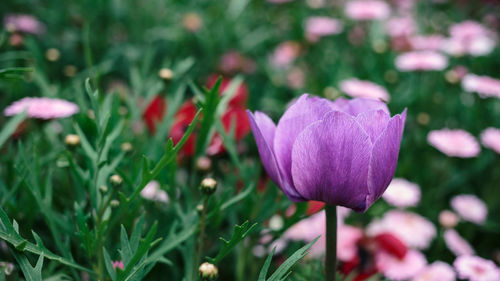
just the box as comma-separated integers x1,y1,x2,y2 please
247,94,406,212
4,14,45,35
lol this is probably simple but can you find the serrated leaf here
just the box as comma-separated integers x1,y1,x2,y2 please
206,221,257,264
103,247,117,281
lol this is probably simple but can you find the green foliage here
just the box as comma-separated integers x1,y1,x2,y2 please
207,221,257,264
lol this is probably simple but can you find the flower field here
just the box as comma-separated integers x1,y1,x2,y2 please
1,0,500,280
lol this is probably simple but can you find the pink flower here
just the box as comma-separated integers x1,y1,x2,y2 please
412,261,456,281
427,129,480,158
4,14,45,35
409,35,445,51
337,224,364,262
270,41,301,68
385,17,415,38
444,229,475,256
439,210,459,228
339,79,390,101
462,74,500,99
140,181,169,203
454,255,500,281
112,260,124,270
376,250,427,280
443,21,497,56
304,17,343,42
345,0,390,21
367,210,436,250
395,51,448,71
451,195,488,224
382,178,421,208
267,0,293,3
481,127,500,154
287,67,305,89
4,97,79,119
218,51,256,74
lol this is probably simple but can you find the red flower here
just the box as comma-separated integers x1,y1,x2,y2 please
142,95,167,133
142,76,250,157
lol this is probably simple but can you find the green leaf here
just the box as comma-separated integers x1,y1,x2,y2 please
0,206,91,272
0,67,33,80
206,221,257,264
0,111,26,149
103,247,117,281
194,77,221,157
264,236,319,281
258,247,275,281
10,251,44,281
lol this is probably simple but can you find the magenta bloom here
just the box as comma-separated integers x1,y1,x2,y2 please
4,97,79,119
247,94,406,212
395,51,448,72
4,14,45,35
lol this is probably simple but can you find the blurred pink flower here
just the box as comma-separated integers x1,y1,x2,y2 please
367,210,436,249
112,260,124,270
439,210,459,228
283,210,362,259
339,79,390,101
451,194,487,224
412,261,456,281
268,0,293,3
395,51,448,71
481,127,500,154
385,17,415,38
444,229,475,256
141,181,169,203
443,20,497,56
409,35,445,51
304,17,343,42
4,97,79,119
287,67,305,89
345,0,390,21
454,255,500,281
427,129,480,158
270,41,300,68
462,74,500,99
218,51,256,74
382,178,421,208
4,14,45,35
376,249,427,281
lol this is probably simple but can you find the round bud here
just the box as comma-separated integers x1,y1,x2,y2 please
121,142,133,152
198,262,218,281
110,200,120,207
45,48,60,62
200,178,217,195
196,204,204,214
110,174,123,187
158,68,174,81
196,156,212,172
99,185,108,193
65,134,80,147
63,65,77,77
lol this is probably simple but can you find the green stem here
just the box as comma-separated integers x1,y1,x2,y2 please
325,205,337,281
193,196,208,281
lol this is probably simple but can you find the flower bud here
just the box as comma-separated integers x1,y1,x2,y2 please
45,48,60,62
99,185,108,193
110,200,120,207
110,174,123,187
121,142,133,152
196,204,204,214
158,68,174,81
65,134,80,147
439,210,459,228
196,156,212,172
200,178,217,195
199,262,218,281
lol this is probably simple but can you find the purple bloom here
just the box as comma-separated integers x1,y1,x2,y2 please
4,14,45,35
247,94,406,212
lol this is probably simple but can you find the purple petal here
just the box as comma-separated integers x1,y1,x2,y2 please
247,110,304,201
366,110,407,207
345,98,389,116
274,94,335,190
291,111,372,211
355,109,391,143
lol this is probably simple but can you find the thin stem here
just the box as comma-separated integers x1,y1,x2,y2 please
193,196,208,281
325,205,337,281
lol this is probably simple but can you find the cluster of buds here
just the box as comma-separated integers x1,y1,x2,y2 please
198,262,218,281
200,178,217,195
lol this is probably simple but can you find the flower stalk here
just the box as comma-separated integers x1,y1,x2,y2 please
325,204,337,281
